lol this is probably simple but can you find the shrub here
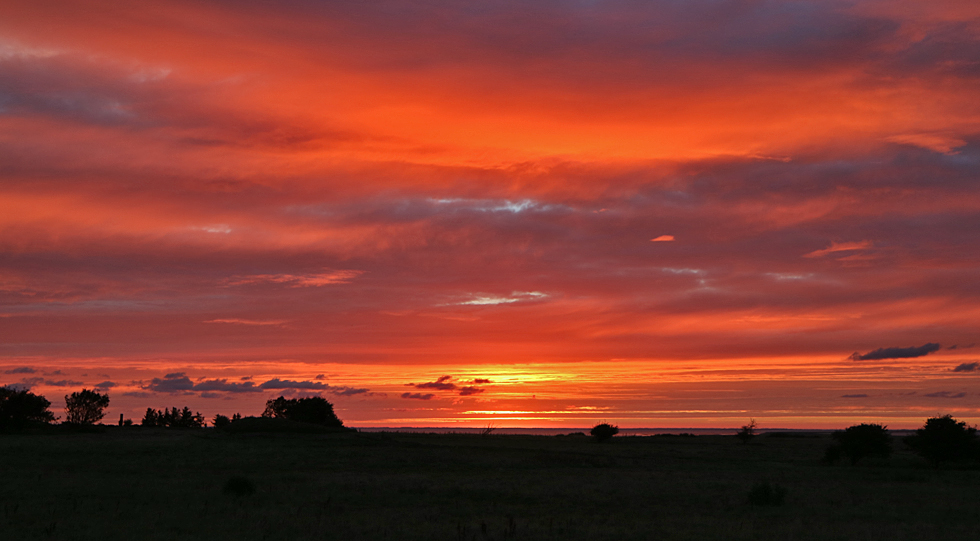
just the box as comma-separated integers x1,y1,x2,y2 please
261,396,343,427
736,419,757,443
905,415,978,466
142,406,205,428
823,444,843,465
64,389,110,425
832,423,892,465
748,481,786,506
590,423,619,442
211,413,243,428
223,476,256,496
0,386,56,428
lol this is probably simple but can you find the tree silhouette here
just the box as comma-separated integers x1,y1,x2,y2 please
905,415,978,466
261,396,343,427
64,389,110,425
1,386,56,428
736,419,757,443
831,423,892,465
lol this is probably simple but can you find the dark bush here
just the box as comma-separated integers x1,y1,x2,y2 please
590,423,619,442
212,413,243,428
748,481,786,506
823,444,843,465
64,389,110,425
223,476,256,496
905,415,978,466
832,423,892,465
0,386,56,428
142,406,205,428
736,419,757,443
261,396,343,427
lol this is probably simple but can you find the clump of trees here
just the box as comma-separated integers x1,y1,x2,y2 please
64,389,110,425
827,423,892,465
142,406,205,428
590,423,619,442
1,386,57,428
905,414,978,466
212,413,242,428
262,396,344,427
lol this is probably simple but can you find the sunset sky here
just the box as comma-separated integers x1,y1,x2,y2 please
2,0,979,429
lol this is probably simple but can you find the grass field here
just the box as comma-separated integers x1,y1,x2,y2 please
2,427,979,540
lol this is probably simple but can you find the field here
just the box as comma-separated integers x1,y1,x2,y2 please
2,427,979,540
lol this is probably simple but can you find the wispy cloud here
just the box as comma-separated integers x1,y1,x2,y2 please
3,367,36,374
886,133,966,155
953,362,979,373
204,318,287,326
923,391,967,399
457,291,547,306
226,270,363,287
804,241,873,258
258,378,369,396
401,392,435,400
849,343,941,361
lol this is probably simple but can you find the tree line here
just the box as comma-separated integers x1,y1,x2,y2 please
2,385,979,465
0,386,344,430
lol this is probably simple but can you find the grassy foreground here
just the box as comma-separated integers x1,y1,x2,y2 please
2,428,979,540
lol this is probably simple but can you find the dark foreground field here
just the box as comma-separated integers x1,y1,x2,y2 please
2,428,979,540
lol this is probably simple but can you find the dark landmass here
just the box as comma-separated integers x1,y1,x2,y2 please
1,428,978,540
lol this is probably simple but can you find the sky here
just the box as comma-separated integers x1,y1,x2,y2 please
1,0,979,429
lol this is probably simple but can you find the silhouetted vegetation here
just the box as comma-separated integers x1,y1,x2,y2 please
830,423,892,465
747,481,786,506
222,476,256,496
905,414,978,466
222,416,342,433
590,423,618,442
0,386,56,428
211,413,241,428
6,419,980,539
736,419,757,443
141,406,205,428
64,389,109,425
261,396,343,427
823,444,843,464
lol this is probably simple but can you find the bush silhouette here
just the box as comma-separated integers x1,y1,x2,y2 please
905,415,978,466
261,396,343,427
823,444,843,465
748,481,786,506
223,476,256,496
831,423,892,465
141,406,205,428
212,413,241,428
590,423,619,442
64,389,110,425
736,419,757,443
0,386,56,428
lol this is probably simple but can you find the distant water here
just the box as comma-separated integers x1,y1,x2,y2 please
357,427,834,436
